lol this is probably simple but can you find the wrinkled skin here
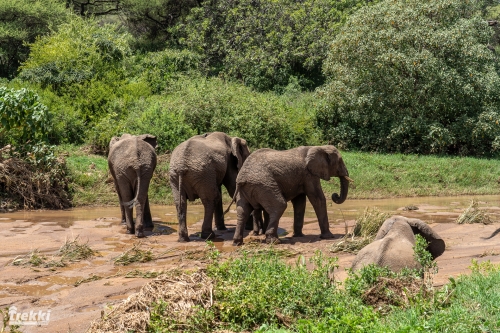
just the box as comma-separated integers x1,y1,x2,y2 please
169,132,250,242
108,134,157,238
351,216,446,272
233,145,349,245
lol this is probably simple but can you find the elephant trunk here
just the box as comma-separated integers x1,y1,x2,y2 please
332,176,349,204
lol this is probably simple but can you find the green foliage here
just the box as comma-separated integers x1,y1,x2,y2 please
0,0,69,78
179,0,380,92
19,16,132,90
165,76,320,150
413,234,438,277
121,0,199,50
318,0,500,156
0,86,52,152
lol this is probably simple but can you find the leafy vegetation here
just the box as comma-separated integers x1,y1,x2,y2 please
317,0,500,156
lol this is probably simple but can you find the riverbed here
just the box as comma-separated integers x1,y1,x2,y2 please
1,195,500,332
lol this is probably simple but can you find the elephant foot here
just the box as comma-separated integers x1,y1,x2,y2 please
215,225,227,231
178,235,191,242
292,232,305,237
265,236,281,244
121,219,126,225
126,228,135,235
200,231,216,240
232,239,243,246
135,230,145,238
252,231,260,236
144,225,154,232
320,231,335,239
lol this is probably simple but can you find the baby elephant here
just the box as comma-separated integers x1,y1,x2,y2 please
108,134,157,238
351,216,445,272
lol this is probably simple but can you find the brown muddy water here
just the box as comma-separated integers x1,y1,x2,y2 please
1,195,500,333
1,195,499,227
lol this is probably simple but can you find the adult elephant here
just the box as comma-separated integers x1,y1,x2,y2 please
169,132,250,242
232,145,350,245
351,216,445,272
108,133,157,238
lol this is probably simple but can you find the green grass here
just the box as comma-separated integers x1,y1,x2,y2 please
60,146,500,207
145,247,500,333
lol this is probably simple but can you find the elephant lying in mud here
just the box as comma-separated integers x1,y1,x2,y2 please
352,216,445,272
169,132,251,242
108,134,158,238
232,145,350,245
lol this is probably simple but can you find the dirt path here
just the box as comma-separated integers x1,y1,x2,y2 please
1,198,500,332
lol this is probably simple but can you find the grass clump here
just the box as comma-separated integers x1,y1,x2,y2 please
74,274,103,287
11,249,65,268
59,236,97,261
456,199,493,225
113,243,154,266
331,207,389,254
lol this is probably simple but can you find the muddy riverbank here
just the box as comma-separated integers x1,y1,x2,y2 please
1,195,500,332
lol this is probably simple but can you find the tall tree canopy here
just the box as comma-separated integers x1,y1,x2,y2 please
318,0,500,156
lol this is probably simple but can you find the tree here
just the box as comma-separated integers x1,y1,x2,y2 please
317,0,500,156
178,0,380,92
0,0,69,78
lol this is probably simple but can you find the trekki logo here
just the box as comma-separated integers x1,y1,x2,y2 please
8,306,51,326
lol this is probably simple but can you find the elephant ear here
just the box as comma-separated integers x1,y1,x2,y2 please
231,137,250,170
305,147,331,180
109,136,120,153
406,218,446,259
138,134,158,149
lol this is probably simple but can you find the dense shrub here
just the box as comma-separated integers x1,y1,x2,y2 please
178,0,380,92
0,0,69,79
19,17,132,90
317,0,500,156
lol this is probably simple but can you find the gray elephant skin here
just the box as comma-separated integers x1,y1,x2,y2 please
232,145,350,245
169,132,250,242
108,133,157,238
351,216,445,272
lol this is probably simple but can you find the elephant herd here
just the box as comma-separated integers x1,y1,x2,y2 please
108,132,350,245
108,132,445,271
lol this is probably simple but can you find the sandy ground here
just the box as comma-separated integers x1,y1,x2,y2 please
1,198,500,332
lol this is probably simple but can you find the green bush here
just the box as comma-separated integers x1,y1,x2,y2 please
178,0,380,92
0,86,51,149
0,0,69,78
317,0,500,156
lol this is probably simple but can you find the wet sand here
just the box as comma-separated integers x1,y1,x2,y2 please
1,195,500,332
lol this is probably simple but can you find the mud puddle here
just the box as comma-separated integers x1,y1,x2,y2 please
0,195,500,332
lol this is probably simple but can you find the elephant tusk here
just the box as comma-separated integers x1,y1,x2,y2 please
345,176,354,183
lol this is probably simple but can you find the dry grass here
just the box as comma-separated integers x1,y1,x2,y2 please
113,243,154,266
11,249,65,268
456,199,492,225
331,207,389,254
362,276,425,311
87,270,213,333
59,236,97,262
0,150,70,209
75,274,103,287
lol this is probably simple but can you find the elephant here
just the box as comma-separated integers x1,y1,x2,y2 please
232,145,350,245
169,132,251,242
351,216,445,272
108,133,157,238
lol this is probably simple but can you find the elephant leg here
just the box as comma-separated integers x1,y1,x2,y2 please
292,194,306,237
171,177,189,242
110,168,126,225
262,199,287,244
143,196,154,231
305,184,334,239
214,187,227,231
119,183,135,235
200,197,217,240
233,195,253,246
134,176,152,238
246,210,255,231
252,209,263,235
262,210,269,234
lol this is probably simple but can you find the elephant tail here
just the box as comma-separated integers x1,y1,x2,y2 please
223,186,239,216
122,167,141,209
